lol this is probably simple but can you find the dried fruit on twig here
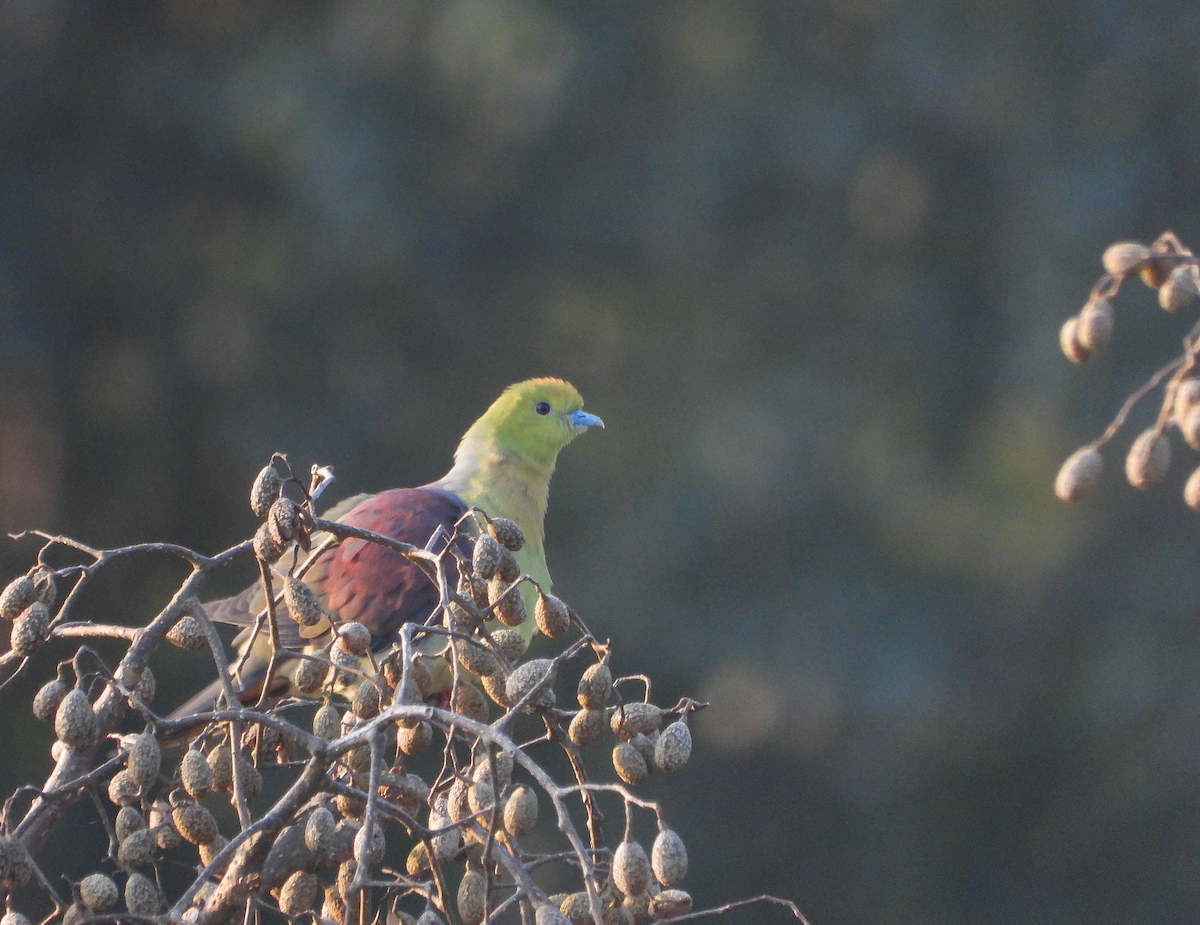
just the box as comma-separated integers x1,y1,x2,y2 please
55,687,98,750
610,702,663,739
79,872,119,911
1102,241,1151,277
458,638,500,677
107,770,140,806
613,839,651,896
0,575,36,621
488,577,527,627
125,732,161,789
305,804,336,854
651,890,692,918
1126,428,1170,489
1076,298,1114,352
398,720,432,755
536,592,571,638
172,798,219,846
506,659,556,711
1160,265,1199,312
569,708,606,745
472,534,503,580
655,720,692,772
115,805,146,843
488,517,525,551
578,663,612,709
613,741,649,785
652,828,688,886
284,576,326,628
1059,317,1090,364
254,523,285,564
295,654,328,694
167,613,206,649
452,681,489,722
457,869,487,925
32,674,68,722
491,628,527,663
124,872,162,915
0,836,32,890
118,828,158,868
11,602,49,657
250,464,284,517
1055,446,1103,503
279,871,320,917
536,904,573,925
503,786,537,836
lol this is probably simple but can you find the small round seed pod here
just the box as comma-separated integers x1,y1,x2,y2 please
1059,316,1090,364
305,804,336,854
1161,265,1199,312
447,779,471,824
344,745,371,774
125,732,161,789
651,828,688,886
124,872,162,916
457,869,487,925
55,687,98,750
398,720,432,755
481,671,512,708
172,799,219,846
354,824,386,867
506,659,556,711
655,720,692,773
569,708,606,746
535,592,571,638
79,872,119,911
250,464,284,518
559,893,591,925
409,656,435,698
11,602,49,657
330,642,360,685
631,733,657,770
313,702,341,740
1055,447,1103,503
236,755,263,802
1141,254,1176,288
107,770,140,806
0,912,32,925
254,522,286,564
0,836,32,890
536,905,572,925
32,673,69,722
651,890,692,919
458,638,500,677
472,748,514,790
1185,466,1200,511
610,703,663,739
488,517,525,551
294,654,329,694
467,778,494,818
167,613,206,649
278,870,320,918
494,546,521,584
352,679,381,718
1102,241,1150,277
268,497,303,547
133,667,155,706
578,663,612,709
613,741,649,786
613,839,651,896
488,577,527,627
118,827,158,868
285,577,326,628
503,786,537,836
448,601,481,635
0,575,36,621
207,744,234,792
491,627,528,663
452,681,489,722
115,805,147,843
406,842,431,876
1076,298,1114,352
1126,428,1171,489
198,833,230,868
459,568,491,610
623,891,653,925
472,534,503,580
322,885,346,925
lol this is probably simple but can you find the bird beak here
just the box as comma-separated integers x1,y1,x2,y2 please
568,410,605,431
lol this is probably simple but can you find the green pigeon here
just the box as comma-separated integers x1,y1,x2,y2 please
175,378,603,714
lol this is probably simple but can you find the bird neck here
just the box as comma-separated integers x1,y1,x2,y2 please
438,440,554,550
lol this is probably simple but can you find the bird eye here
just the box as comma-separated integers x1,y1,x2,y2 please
535,401,551,415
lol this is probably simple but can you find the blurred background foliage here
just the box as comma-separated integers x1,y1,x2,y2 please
3,1,1200,923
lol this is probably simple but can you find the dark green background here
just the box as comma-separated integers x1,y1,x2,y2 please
3,2,1200,923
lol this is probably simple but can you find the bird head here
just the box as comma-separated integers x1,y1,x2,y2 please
463,378,604,470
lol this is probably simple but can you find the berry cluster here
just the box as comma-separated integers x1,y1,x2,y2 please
1056,232,1200,506
0,459,799,925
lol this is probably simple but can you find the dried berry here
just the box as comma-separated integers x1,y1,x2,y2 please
294,654,329,694
305,805,336,854
613,839,651,896
125,732,161,789
472,749,513,790
207,745,234,792
330,642,361,686
1055,446,1103,503
0,836,32,890
613,741,649,786
313,702,341,740
167,613,206,649
1160,264,1199,312
488,517,525,551
0,575,36,621
569,708,606,745
630,732,657,770
1059,316,1090,364
491,627,528,663
79,872,119,911
481,671,512,708
398,720,432,756
133,666,155,705
353,824,385,867
655,720,692,773
457,869,487,925
172,799,219,846
1126,428,1171,489
11,602,49,657
199,833,230,868
535,592,571,638
32,674,68,722
488,577,528,627
124,872,162,916
237,755,263,802
115,805,146,843
610,702,663,739
472,533,503,580
250,464,284,517
268,497,303,547
149,800,182,849
406,842,431,876
118,827,158,868
1076,298,1114,352
30,567,55,607
506,659,556,711
467,778,495,817
559,893,591,925
1141,253,1176,288
107,769,140,806
578,663,612,709
279,870,320,918
1102,241,1151,277
452,681,489,722
503,786,538,836
254,522,286,564
55,687,98,750
651,890,692,918
352,679,381,718
458,638,500,677
459,569,490,610
285,576,326,628
651,828,688,886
